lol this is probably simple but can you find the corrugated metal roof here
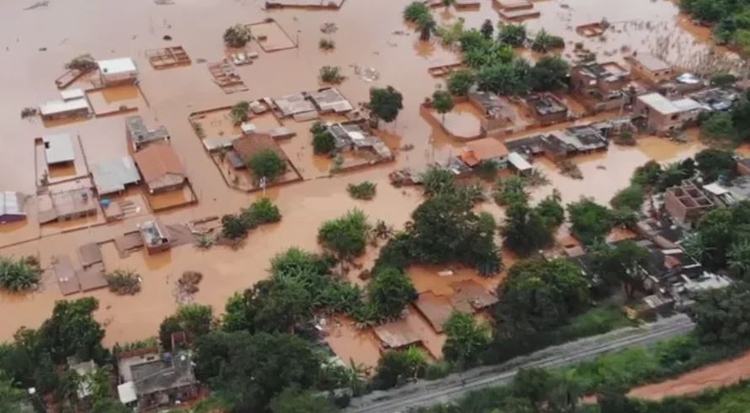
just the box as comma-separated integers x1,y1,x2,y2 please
91,156,141,195
43,134,76,164
39,98,90,116
508,152,532,171
0,191,25,218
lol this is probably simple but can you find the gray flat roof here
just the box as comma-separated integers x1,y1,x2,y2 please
91,156,141,195
633,53,671,72
43,134,76,164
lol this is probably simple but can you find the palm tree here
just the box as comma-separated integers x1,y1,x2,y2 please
416,13,437,41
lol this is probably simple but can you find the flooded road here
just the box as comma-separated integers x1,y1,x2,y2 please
0,0,710,346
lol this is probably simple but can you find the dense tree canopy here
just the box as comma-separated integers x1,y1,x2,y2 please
686,201,750,270
590,241,652,298
159,304,214,351
529,56,569,92
687,282,750,344
223,278,313,334
318,209,371,262
194,331,321,412
610,185,645,211
0,256,41,292
567,198,614,245
500,199,556,256
476,59,531,96
366,267,417,321
369,86,404,123
270,389,338,413
694,148,736,183
372,348,428,390
495,258,590,334
497,23,527,47
446,69,475,96
442,311,491,368
701,112,737,143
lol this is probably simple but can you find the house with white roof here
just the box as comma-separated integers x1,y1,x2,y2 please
633,92,705,134
98,58,138,86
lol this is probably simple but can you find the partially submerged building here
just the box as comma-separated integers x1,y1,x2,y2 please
467,90,516,133
663,181,715,224
308,87,354,114
0,191,26,224
91,156,141,196
39,187,98,224
272,92,317,119
539,125,609,160
39,89,91,121
126,116,170,151
138,219,172,254
232,133,287,167
570,61,630,112
132,143,187,194
117,348,199,411
98,58,138,86
633,93,704,134
688,87,740,112
525,93,568,125
327,122,393,161
43,134,76,166
626,53,673,84
458,137,510,169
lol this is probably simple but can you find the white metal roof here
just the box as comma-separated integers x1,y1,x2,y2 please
0,191,25,218
91,156,141,195
39,98,90,116
637,93,701,115
117,381,137,404
98,58,137,75
42,134,75,164
703,182,728,195
60,88,85,101
508,152,532,171
671,98,703,112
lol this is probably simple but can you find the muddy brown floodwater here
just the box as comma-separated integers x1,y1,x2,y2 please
0,0,710,352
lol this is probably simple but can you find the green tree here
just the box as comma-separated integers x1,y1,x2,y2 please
530,55,569,92
225,278,313,334
447,69,475,96
39,298,106,364
229,101,249,125
221,214,248,240
493,175,529,205
372,348,427,389
242,197,282,225
369,86,404,124
0,371,25,412
416,12,437,41
318,209,371,262
495,258,590,334
536,190,565,228
695,148,736,182
223,24,252,48
731,90,750,141
480,19,494,40
312,130,337,155
367,267,418,320
159,304,214,350
497,23,527,47
319,66,345,84
270,388,338,413
247,148,287,182
590,240,652,298
610,185,645,211
442,311,491,368
403,1,430,22
531,29,564,53
728,239,750,278
500,199,555,256
0,256,41,292
567,198,614,245
631,160,664,190
476,59,531,95
420,166,457,197
432,89,454,124
194,331,321,412
700,112,736,142
687,282,750,344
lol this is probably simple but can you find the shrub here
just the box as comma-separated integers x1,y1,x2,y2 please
243,197,282,224
319,38,335,50
230,101,249,125
0,256,41,292
347,182,377,200
475,161,499,181
403,1,430,22
223,24,252,48
313,130,337,155
320,66,345,84
105,270,141,295
65,54,97,71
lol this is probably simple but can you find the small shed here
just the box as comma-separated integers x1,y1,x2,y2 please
43,134,76,165
98,58,138,85
0,191,26,224
508,152,532,173
91,156,141,195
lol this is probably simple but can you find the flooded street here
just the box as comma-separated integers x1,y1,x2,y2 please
0,0,711,349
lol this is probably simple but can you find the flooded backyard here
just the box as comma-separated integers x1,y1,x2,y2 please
0,0,718,356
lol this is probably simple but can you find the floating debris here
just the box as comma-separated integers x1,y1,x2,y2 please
154,0,175,4
321,22,338,34
23,1,49,10
359,66,380,82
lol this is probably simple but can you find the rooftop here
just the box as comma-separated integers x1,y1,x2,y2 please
526,93,567,116
98,58,137,75
574,61,628,83
460,138,509,167
91,156,141,195
638,93,702,115
138,219,171,246
309,88,353,113
632,53,671,72
43,133,76,164
124,352,197,396
273,93,316,117
373,320,422,349
232,133,286,163
39,96,90,116
0,191,25,218
126,115,170,147
132,143,186,186
469,90,515,120
688,87,739,112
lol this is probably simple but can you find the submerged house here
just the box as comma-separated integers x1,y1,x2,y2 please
525,93,568,125
126,116,170,152
132,143,187,194
570,61,630,112
633,93,704,134
98,58,139,86
458,138,510,169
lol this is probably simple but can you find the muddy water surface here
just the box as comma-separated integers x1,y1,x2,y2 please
0,0,712,349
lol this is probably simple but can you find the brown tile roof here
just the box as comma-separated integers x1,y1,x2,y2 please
467,138,509,161
414,292,454,333
132,143,186,185
232,133,286,162
459,150,481,167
